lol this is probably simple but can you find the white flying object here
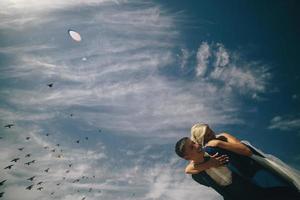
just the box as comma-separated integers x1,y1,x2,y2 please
68,29,82,42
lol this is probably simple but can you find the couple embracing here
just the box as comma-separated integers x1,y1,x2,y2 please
175,123,300,200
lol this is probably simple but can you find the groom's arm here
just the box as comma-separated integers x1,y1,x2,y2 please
185,153,229,174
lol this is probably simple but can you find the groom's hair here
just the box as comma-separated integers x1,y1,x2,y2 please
175,137,189,158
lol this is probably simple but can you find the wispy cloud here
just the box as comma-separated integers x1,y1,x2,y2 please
195,42,271,99
196,42,211,76
268,115,300,132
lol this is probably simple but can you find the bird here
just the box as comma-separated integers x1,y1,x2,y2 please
81,197,86,200
47,83,54,88
37,181,43,185
0,180,7,186
57,154,62,158
85,137,88,140
44,146,49,149
27,176,36,181
26,184,34,190
25,154,31,158
4,124,14,128
11,158,20,162
76,140,80,144
25,160,35,165
46,133,50,136
26,136,30,140
37,187,43,191
62,177,66,180
4,165,13,170
68,164,72,167
0,137,3,139
51,149,55,152
44,168,50,172
56,144,60,147
18,147,24,151
56,183,61,186
72,179,80,183
70,114,74,117
65,170,70,173
50,192,55,195
98,129,102,133
0,192,4,197
30,160,36,164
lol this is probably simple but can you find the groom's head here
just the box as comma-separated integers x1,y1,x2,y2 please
175,137,203,160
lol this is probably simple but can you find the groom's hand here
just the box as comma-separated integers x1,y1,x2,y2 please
208,153,229,167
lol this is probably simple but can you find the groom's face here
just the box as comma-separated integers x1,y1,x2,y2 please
183,139,203,160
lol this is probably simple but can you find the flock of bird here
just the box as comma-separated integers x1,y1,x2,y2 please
1,120,103,200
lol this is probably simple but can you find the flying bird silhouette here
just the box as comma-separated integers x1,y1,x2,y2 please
25,160,35,165
26,184,34,190
0,192,4,198
68,164,72,167
0,180,7,186
4,165,13,169
85,137,88,140
18,147,24,151
44,168,50,172
47,83,54,88
50,192,55,195
65,170,70,173
37,187,43,191
72,179,80,183
46,133,50,136
76,140,80,143
26,136,30,140
27,176,36,181
81,197,86,200
11,158,20,162
37,181,43,185
4,124,14,128
25,154,31,158
56,144,60,147
44,146,49,149
51,149,55,152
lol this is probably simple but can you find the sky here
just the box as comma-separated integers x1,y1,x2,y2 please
0,0,299,200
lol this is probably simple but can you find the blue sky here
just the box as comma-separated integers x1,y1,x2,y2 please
0,0,299,200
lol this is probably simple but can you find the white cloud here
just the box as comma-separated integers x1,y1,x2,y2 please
196,42,211,76
194,42,270,98
214,43,229,67
268,115,300,131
